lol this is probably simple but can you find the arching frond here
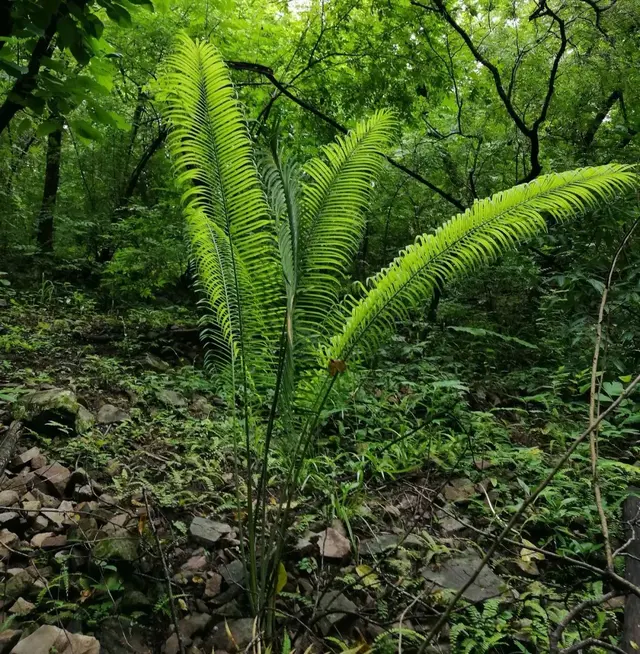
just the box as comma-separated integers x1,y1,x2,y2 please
319,164,638,369
297,110,396,337
160,35,282,378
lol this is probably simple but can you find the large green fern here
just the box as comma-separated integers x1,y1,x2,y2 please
160,35,638,618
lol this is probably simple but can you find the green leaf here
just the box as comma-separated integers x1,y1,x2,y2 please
0,59,27,78
105,3,133,27
36,119,62,137
69,118,103,141
276,562,287,594
15,117,33,136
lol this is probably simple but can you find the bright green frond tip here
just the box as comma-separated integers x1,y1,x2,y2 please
160,34,281,377
322,164,638,367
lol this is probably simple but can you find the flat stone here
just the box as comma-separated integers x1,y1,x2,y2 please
97,404,129,425
438,515,466,535
318,590,357,635
220,559,245,588
31,532,55,547
190,397,213,418
41,534,67,548
157,389,187,408
163,634,182,654
0,491,19,507
144,353,170,372
10,625,100,654
211,618,254,652
0,530,18,559
421,552,507,602
443,478,476,503
181,554,208,573
10,447,41,470
178,613,213,639
29,454,47,469
32,515,49,532
0,630,21,654
4,570,31,599
189,517,232,546
317,527,351,559
76,406,95,434
0,512,19,527
74,484,95,501
360,533,423,556
9,597,35,615
93,524,138,561
22,500,41,516
32,489,60,508
203,572,222,598
34,462,71,497
2,471,35,494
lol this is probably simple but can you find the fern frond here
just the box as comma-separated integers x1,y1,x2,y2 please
320,164,637,368
161,35,282,378
297,110,396,337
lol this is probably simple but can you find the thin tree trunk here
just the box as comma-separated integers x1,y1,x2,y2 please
623,489,640,652
37,125,63,252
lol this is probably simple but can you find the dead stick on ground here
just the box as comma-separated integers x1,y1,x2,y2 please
590,218,639,571
416,371,640,654
0,421,23,475
143,489,186,654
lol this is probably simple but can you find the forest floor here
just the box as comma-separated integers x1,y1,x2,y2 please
0,283,637,654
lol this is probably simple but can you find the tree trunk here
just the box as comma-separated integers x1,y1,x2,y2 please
623,489,640,652
37,126,63,252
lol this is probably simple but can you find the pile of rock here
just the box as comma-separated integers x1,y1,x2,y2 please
0,442,143,653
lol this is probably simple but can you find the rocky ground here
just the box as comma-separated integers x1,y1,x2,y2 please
0,291,628,653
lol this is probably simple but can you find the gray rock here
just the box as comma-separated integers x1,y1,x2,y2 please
10,625,100,654
0,630,21,654
203,572,222,598
96,616,151,654
0,490,19,507
360,533,423,556
93,524,138,562
220,559,245,588
163,634,183,654
22,500,41,516
181,554,208,573
4,570,32,599
33,462,71,497
189,517,232,546
190,397,213,418
178,613,213,639
317,590,357,635
13,388,88,435
421,552,507,602
76,406,95,434
10,447,41,470
9,597,35,615
0,529,18,560
442,478,476,503
0,512,19,527
211,618,254,652
157,389,187,408
143,353,170,372
316,527,351,560
122,590,152,609
97,404,129,425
